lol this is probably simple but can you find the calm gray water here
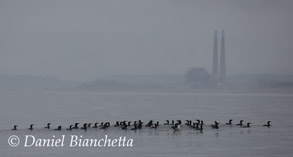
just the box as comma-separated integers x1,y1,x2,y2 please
0,91,292,157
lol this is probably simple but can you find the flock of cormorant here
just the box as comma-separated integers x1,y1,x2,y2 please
10,120,271,132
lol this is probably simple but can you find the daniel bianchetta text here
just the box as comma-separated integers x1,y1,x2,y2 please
22,135,133,147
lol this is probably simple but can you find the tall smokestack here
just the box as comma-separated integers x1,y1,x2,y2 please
212,30,218,81
219,30,226,82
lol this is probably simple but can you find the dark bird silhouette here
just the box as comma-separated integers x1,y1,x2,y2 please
12,125,17,130
225,119,233,125
54,126,62,130
237,120,244,127
151,121,159,129
185,120,192,126
243,122,251,128
45,123,51,129
192,122,196,129
194,123,200,130
101,122,110,129
66,125,73,130
73,123,79,129
263,121,271,127
81,123,87,130
164,120,169,125
195,123,203,133
114,121,119,127
28,124,34,130
171,123,181,131
171,120,174,125
137,120,143,129
211,121,219,129
93,123,99,128
121,121,127,130
131,123,137,130
145,120,153,127
196,119,200,124
198,124,203,133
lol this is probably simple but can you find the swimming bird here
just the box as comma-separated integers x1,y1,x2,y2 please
121,121,127,130
12,125,17,130
200,120,204,125
28,124,34,130
66,125,73,130
54,126,62,130
101,122,110,129
211,121,219,129
192,122,196,129
196,119,200,124
114,121,119,127
45,123,51,129
137,120,143,129
194,122,200,130
185,120,189,126
263,121,271,127
243,122,251,128
145,120,153,127
237,120,244,127
87,123,92,127
171,123,181,131
73,123,79,129
164,120,169,125
190,120,193,126
131,123,137,130
81,123,87,130
93,122,99,128
200,124,203,132
171,120,174,125
225,119,233,125
196,124,203,132
133,121,137,126
185,120,191,126
151,121,159,129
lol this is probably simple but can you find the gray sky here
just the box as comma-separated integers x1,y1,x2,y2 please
1,0,293,81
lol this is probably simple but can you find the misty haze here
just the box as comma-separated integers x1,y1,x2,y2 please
1,0,293,157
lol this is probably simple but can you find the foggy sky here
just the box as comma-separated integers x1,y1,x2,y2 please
1,0,293,81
